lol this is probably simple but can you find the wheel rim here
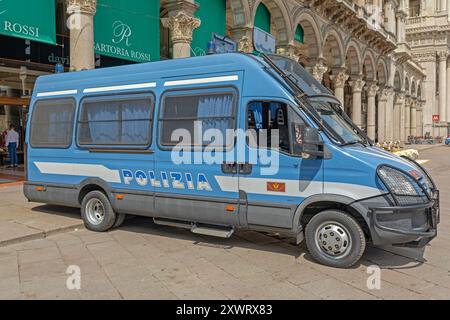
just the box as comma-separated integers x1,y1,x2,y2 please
315,222,352,259
85,198,105,226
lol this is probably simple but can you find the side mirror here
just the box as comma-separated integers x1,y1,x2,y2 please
291,124,324,159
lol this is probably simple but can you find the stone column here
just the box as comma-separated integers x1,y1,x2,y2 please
366,82,379,140
395,11,406,43
349,76,365,128
411,100,417,137
416,101,425,136
331,69,349,109
438,51,448,122
394,92,405,141
311,59,328,83
377,87,390,142
446,56,450,123
67,0,97,71
232,27,253,53
420,54,437,136
161,12,200,59
405,97,411,139
385,87,395,141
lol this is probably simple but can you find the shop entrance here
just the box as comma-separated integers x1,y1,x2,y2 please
0,96,29,183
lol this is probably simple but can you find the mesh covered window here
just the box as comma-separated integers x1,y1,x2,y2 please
160,92,235,147
78,97,153,147
30,99,75,148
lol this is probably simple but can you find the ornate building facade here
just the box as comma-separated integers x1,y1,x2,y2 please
158,0,427,142
406,0,450,138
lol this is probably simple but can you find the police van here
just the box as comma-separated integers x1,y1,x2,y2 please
24,53,439,268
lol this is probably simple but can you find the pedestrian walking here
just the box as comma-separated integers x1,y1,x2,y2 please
5,124,19,168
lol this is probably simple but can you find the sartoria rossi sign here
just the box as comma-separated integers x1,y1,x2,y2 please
0,0,56,45
94,0,160,63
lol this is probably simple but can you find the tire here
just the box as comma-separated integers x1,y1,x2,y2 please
112,213,127,229
305,210,366,268
81,190,116,232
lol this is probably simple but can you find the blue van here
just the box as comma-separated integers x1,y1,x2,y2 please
24,53,439,268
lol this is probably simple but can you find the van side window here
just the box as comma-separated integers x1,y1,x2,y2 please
159,91,235,147
77,96,154,147
247,101,305,155
30,98,75,148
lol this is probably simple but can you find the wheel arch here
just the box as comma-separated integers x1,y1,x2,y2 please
293,194,372,240
78,178,113,205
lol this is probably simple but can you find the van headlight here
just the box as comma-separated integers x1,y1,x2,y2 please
377,166,429,206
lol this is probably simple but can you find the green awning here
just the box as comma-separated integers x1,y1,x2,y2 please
94,0,160,63
0,0,56,45
191,0,226,56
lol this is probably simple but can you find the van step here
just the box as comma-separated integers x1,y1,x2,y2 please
153,217,192,230
191,224,235,238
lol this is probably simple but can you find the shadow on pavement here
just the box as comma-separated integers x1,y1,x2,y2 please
27,206,429,270
119,216,306,260
31,204,81,219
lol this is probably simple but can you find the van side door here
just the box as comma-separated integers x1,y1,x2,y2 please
239,98,324,230
154,85,241,226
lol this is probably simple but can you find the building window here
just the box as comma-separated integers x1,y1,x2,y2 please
77,95,154,147
159,90,236,147
30,98,75,148
294,25,304,43
254,3,271,33
410,0,421,16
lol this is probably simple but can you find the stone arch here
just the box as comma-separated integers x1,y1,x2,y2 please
376,59,388,86
252,0,292,45
362,51,377,81
345,42,362,75
323,27,345,68
294,10,321,61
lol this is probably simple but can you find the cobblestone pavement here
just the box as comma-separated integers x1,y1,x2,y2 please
0,146,449,299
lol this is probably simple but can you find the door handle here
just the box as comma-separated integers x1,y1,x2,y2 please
221,162,237,174
238,163,252,174
221,163,252,175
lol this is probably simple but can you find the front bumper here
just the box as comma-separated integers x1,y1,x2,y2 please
368,193,439,248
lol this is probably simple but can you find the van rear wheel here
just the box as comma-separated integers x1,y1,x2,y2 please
81,190,116,232
305,210,366,268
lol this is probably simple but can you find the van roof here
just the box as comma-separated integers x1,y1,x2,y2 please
34,53,261,90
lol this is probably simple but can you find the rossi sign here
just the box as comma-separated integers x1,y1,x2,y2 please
0,0,56,45
94,0,160,63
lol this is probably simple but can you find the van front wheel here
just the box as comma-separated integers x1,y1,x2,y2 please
81,191,116,232
305,210,366,268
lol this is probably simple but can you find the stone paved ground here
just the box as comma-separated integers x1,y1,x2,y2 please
0,146,449,300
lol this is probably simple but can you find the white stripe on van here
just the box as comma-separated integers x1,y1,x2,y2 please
34,162,121,183
215,176,384,200
83,82,157,94
36,90,78,97
164,75,239,87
